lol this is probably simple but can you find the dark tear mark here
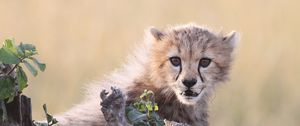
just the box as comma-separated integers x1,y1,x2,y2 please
198,63,205,83
175,65,182,81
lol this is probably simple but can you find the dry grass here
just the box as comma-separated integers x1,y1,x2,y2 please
0,0,299,125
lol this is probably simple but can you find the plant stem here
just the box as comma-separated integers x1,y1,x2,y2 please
6,64,18,76
6,57,25,76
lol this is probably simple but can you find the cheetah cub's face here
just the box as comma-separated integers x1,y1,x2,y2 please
150,25,238,104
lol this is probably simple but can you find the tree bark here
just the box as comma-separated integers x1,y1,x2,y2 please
20,95,32,126
3,95,33,126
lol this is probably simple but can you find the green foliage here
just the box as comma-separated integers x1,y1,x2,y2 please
33,104,58,126
0,77,15,103
0,38,46,123
0,46,20,64
30,57,46,72
16,67,28,91
0,38,46,103
126,90,165,126
23,60,38,77
0,38,55,125
43,104,58,125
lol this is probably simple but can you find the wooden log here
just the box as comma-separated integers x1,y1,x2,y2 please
20,95,32,126
5,95,22,124
1,95,33,126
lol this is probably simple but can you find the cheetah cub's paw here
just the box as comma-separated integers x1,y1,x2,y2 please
100,87,128,126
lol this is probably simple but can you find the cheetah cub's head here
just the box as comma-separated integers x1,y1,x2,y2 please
149,24,238,105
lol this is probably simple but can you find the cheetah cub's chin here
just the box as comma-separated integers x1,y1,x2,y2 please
178,87,206,104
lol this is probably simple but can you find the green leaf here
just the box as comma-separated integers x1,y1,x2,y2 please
126,106,148,123
0,48,20,64
4,39,14,49
140,90,148,99
146,103,153,111
140,104,146,112
17,43,37,57
16,43,25,56
150,112,165,126
23,60,38,76
51,118,58,125
43,104,53,123
21,43,36,51
154,104,158,111
29,57,46,71
42,104,58,125
7,95,15,103
16,66,28,91
4,39,17,54
43,104,48,113
24,50,37,57
0,77,15,101
126,90,163,125
46,113,53,124
134,102,146,112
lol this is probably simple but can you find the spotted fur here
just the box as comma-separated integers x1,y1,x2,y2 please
56,23,238,126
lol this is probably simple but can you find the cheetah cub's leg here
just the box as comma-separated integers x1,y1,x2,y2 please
100,87,129,126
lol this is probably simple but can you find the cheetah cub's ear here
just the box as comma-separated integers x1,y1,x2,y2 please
150,27,165,41
222,31,239,48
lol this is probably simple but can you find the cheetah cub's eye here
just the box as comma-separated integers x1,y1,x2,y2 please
199,58,211,68
169,57,181,67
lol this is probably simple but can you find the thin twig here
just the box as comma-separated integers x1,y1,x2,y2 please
6,64,18,76
6,57,25,76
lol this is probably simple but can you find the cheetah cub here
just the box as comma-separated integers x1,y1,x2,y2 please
56,23,239,126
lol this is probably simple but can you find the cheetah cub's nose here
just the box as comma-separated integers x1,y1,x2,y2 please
182,79,197,88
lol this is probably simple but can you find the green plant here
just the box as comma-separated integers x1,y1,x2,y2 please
0,38,46,122
126,90,165,126
33,104,58,126
0,39,46,102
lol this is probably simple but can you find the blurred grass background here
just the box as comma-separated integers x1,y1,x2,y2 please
0,0,299,125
